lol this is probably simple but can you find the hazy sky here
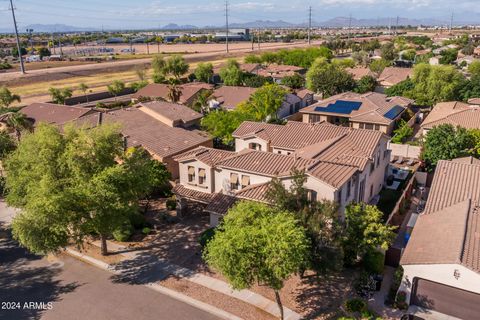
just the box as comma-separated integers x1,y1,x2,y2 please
0,0,478,30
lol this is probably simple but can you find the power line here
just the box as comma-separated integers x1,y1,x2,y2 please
308,6,312,45
9,0,25,74
225,0,229,53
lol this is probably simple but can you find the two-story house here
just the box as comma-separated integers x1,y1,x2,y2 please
174,121,390,226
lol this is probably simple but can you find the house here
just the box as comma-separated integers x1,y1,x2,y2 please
296,89,315,108
131,82,213,106
15,102,98,127
174,121,390,226
429,56,440,66
399,158,480,319
420,101,480,136
456,55,478,67
468,98,480,105
300,92,413,135
256,64,306,83
101,105,212,179
376,67,413,92
346,67,376,81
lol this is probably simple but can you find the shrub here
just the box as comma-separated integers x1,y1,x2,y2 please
363,250,385,275
142,227,151,235
386,266,404,306
129,213,146,229
199,227,216,248
112,222,134,242
395,291,408,310
345,298,367,313
166,196,176,210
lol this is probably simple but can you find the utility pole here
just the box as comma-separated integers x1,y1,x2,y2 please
9,0,25,74
225,0,229,53
308,6,312,45
396,16,399,35
450,12,454,33
348,14,352,40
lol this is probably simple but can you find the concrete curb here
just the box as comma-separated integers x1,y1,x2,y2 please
64,248,243,320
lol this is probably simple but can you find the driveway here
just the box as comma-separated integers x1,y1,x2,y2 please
0,225,219,320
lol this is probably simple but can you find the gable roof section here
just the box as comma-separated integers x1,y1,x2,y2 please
174,146,236,167
20,103,94,126
211,86,257,110
422,103,480,130
306,161,358,188
401,159,480,273
138,101,202,125
346,67,376,80
235,183,271,203
378,67,413,86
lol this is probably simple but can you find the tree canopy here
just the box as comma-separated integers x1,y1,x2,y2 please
354,75,378,94
194,62,214,83
151,54,189,83
239,83,287,121
306,58,355,97
49,87,73,105
219,59,244,86
0,87,21,108
280,74,305,89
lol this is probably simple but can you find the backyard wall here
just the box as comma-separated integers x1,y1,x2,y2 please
388,142,421,160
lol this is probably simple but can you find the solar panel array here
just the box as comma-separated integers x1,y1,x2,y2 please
314,100,363,115
383,105,405,120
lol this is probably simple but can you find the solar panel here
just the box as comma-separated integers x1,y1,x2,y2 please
383,105,405,120
314,100,363,115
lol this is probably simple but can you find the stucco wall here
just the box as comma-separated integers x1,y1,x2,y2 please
178,159,214,193
213,168,272,193
235,137,269,152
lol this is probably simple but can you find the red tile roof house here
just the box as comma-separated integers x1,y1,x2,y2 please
173,121,390,226
345,67,376,81
131,82,213,107
300,92,413,135
375,67,413,93
256,64,306,84
15,102,98,127
399,158,480,319
420,101,480,136
208,86,314,119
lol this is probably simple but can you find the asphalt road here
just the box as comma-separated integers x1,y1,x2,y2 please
0,225,219,320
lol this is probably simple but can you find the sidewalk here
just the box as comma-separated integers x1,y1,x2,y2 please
368,266,404,320
90,240,301,320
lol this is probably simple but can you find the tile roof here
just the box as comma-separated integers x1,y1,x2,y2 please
20,103,94,126
378,67,413,86
422,102,480,130
138,101,203,125
346,67,376,80
468,98,480,105
235,183,271,203
132,83,213,104
301,92,410,125
204,193,238,215
102,107,211,159
296,89,314,99
174,146,236,167
173,184,216,204
211,86,257,110
306,161,358,188
401,159,480,273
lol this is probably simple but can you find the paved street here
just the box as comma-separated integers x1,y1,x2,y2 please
0,225,219,320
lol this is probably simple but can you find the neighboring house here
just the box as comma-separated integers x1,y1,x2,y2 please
474,46,480,57
468,98,480,105
421,101,480,136
399,158,480,319
346,67,376,81
456,55,477,67
14,102,98,127
300,92,413,135
256,64,306,83
131,82,213,106
100,105,212,179
296,89,315,108
174,120,390,226
376,67,413,92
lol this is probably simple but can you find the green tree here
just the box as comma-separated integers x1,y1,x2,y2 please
38,47,51,59
369,59,391,75
5,124,164,256
470,129,480,159
422,124,476,171
468,60,480,77
130,80,149,92
201,109,252,145
151,54,167,83
401,49,416,62
380,42,397,61
164,54,189,80
355,75,378,94
439,48,458,65
244,54,262,63
107,80,125,100
191,89,213,113
391,120,414,144
78,83,89,102
385,78,415,97
204,201,309,320
306,58,355,97
12,47,27,57
194,62,214,83
343,203,396,266
219,59,244,86
0,131,15,160
0,86,21,108
2,112,32,141
242,74,272,88
351,50,370,66
49,87,73,104
240,83,287,121
280,73,305,89
458,74,480,101
166,79,182,103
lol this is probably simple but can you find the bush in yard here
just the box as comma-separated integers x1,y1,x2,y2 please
395,291,408,310
386,266,404,306
345,298,367,313
113,222,134,242
129,213,146,229
199,227,216,248
363,250,385,275
166,196,176,210
142,227,151,235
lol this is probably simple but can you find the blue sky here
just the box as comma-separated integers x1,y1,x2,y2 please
0,0,478,30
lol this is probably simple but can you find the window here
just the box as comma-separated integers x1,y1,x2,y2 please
309,114,321,123
188,166,195,182
365,123,374,130
230,173,239,190
374,124,380,131
307,190,317,202
249,142,262,151
198,168,206,185
241,175,250,188
358,123,365,129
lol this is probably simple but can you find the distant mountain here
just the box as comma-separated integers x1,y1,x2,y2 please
161,23,198,30
228,20,296,28
23,24,97,33
318,17,450,27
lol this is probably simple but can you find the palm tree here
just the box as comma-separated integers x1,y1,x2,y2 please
192,90,213,113
167,79,182,103
79,83,89,103
3,112,31,141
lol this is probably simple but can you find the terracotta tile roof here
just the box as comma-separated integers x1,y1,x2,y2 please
235,183,271,203
301,92,409,125
132,83,213,104
211,86,257,110
307,161,358,188
378,67,413,86
204,193,237,215
216,150,316,177
173,184,216,204
346,67,376,80
422,102,480,130
138,101,202,125
174,146,236,167
231,121,284,140
102,107,211,159
468,98,480,105
296,89,314,99
20,103,94,126
452,156,480,165
401,159,480,273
